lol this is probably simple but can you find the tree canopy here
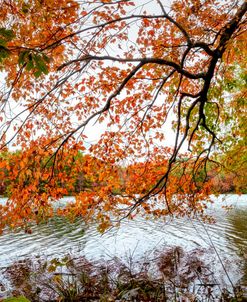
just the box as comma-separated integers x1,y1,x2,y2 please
0,0,246,232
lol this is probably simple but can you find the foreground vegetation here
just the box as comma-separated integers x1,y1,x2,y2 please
1,247,246,302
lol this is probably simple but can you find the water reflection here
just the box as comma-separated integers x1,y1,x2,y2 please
0,195,246,286
227,207,247,285
34,216,86,238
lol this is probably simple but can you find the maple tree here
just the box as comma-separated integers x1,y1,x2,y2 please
0,0,246,232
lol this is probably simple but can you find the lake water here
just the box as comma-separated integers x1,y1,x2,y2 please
0,194,246,289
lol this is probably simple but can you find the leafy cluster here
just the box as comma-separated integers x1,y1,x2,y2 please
0,28,14,64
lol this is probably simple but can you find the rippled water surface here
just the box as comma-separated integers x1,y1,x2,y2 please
0,195,246,285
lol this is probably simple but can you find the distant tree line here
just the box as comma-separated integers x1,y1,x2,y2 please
0,150,245,197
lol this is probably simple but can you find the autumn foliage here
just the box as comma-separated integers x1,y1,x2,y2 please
0,0,246,232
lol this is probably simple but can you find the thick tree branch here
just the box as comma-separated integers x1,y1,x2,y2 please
58,55,206,79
